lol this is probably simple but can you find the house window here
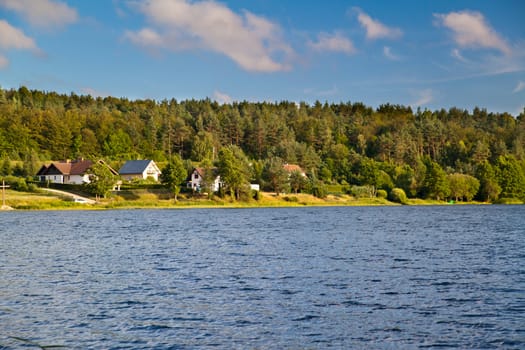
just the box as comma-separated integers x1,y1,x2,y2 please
194,173,199,179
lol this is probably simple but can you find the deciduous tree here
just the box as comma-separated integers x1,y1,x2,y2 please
160,154,187,201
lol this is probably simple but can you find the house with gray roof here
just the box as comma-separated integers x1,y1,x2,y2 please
119,160,161,182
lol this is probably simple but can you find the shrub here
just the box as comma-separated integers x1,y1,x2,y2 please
3,176,28,192
351,185,374,198
27,183,39,192
376,189,387,199
495,197,523,204
310,182,327,199
389,188,408,204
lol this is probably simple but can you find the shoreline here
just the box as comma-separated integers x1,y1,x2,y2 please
0,189,501,211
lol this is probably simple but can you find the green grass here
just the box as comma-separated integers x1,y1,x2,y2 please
1,188,512,210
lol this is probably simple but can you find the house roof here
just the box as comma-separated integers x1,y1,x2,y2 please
283,163,304,173
119,160,158,175
70,160,94,175
37,159,93,176
187,167,219,181
36,165,49,176
36,159,117,176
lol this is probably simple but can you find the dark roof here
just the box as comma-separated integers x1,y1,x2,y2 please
119,160,155,175
36,159,93,176
36,165,49,176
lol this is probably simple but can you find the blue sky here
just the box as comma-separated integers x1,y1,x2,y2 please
0,0,524,114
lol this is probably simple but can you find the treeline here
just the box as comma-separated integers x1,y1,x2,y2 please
1,86,525,202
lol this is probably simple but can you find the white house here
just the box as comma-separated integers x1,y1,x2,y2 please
187,167,221,192
36,159,118,184
119,160,161,182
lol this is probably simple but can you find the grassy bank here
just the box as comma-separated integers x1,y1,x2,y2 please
2,188,397,210
0,188,506,210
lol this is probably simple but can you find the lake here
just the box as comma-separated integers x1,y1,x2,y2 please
1,206,524,349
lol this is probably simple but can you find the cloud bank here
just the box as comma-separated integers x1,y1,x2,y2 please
0,0,78,28
434,10,510,55
126,0,294,72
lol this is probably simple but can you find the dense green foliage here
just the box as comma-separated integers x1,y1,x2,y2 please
84,162,117,198
160,154,187,200
389,188,408,204
1,86,525,202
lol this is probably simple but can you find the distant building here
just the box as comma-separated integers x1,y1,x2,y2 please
119,160,161,182
283,163,307,177
36,159,118,184
187,167,221,192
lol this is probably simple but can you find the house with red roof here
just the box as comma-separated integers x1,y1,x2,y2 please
36,159,118,184
283,163,307,177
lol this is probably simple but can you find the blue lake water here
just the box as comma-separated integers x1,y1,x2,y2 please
1,206,524,349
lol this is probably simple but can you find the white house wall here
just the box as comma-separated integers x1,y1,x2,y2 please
145,164,160,181
44,175,64,184
68,174,90,185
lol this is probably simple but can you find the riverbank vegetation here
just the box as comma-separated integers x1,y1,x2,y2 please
1,187,431,210
0,86,524,206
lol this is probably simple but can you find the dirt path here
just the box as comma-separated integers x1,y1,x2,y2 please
41,188,97,204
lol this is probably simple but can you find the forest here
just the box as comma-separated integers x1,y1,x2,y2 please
1,85,524,203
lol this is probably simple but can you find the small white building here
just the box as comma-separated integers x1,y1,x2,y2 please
119,160,161,182
187,167,221,192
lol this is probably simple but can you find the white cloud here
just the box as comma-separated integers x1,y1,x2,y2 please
0,20,37,50
213,90,233,104
126,0,293,72
0,0,77,28
81,87,109,98
513,81,525,93
434,10,510,55
308,32,355,55
411,89,434,107
383,46,399,60
125,28,166,48
356,9,402,40
451,48,469,62
0,19,39,68
0,54,8,69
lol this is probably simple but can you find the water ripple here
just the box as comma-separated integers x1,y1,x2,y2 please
0,206,523,349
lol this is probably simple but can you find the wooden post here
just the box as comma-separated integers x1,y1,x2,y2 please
1,180,10,208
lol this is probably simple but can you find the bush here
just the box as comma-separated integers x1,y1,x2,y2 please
252,190,262,201
389,188,408,204
376,189,387,199
3,176,28,192
495,197,523,204
309,181,328,199
351,185,374,198
27,183,39,192
283,196,298,202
